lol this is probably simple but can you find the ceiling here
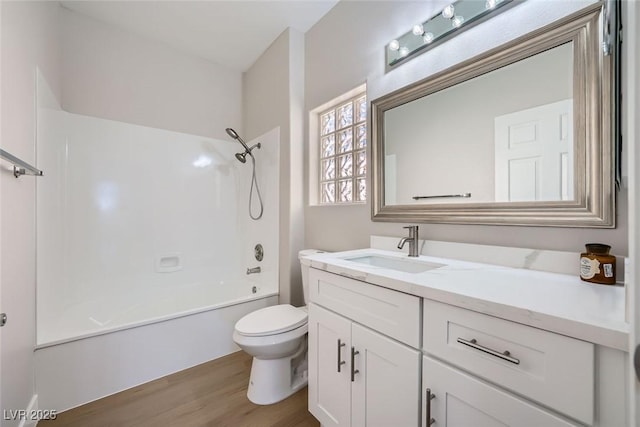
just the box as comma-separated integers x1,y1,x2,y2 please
61,1,340,72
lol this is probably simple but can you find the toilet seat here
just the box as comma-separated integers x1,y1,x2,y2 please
235,304,307,337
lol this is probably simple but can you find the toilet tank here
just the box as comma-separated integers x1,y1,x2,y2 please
298,249,324,304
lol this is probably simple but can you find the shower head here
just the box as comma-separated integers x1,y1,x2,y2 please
235,152,247,163
225,128,239,140
226,127,261,164
226,127,251,152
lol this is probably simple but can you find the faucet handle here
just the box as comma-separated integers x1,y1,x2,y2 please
403,225,418,236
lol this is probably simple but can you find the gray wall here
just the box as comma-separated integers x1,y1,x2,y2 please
60,8,242,140
304,0,628,256
244,29,306,306
1,2,61,424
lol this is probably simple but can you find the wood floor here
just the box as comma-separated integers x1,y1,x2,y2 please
40,351,320,427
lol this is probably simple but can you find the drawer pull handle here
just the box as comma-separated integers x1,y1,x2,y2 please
425,388,435,426
457,337,520,365
351,347,360,382
337,339,346,373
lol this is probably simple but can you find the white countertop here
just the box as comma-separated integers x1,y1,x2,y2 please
301,248,628,351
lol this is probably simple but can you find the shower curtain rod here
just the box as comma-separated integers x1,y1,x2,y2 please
0,148,44,177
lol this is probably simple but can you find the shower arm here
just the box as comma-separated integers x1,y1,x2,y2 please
236,135,261,154
225,128,260,154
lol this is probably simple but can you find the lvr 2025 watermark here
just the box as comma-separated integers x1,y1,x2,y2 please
3,409,58,421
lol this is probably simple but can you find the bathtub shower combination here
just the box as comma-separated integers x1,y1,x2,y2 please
34,74,280,410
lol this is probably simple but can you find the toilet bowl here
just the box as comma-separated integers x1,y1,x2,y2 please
232,249,322,405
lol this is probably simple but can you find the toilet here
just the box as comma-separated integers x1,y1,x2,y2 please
232,249,322,405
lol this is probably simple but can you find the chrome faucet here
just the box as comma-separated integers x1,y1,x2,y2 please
397,225,419,257
246,266,261,275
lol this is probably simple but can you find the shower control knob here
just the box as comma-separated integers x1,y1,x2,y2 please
0,313,7,327
255,244,264,261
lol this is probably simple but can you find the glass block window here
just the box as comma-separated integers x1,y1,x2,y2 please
319,93,367,204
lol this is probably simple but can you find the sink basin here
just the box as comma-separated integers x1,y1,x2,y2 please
344,255,444,274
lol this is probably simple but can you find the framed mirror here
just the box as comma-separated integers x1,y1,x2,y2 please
371,3,616,227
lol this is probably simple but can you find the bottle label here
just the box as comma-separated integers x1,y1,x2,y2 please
603,263,614,278
580,257,600,279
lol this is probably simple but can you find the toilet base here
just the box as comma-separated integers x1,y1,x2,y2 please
247,340,308,405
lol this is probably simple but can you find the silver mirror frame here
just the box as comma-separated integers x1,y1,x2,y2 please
371,4,615,228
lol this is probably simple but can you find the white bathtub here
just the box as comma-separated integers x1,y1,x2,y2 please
37,278,275,347
35,282,278,412
34,109,283,412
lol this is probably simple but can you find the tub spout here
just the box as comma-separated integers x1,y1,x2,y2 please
246,266,261,275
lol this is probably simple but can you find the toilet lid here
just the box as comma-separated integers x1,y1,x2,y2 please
235,304,308,337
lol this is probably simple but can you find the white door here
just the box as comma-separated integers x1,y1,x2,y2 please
628,0,640,423
495,100,573,202
351,323,420,427
308,303,352,427
422,356,577,427
0,0,4,417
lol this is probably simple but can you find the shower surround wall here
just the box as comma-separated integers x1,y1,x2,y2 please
37,109,280,346
35,74,280,410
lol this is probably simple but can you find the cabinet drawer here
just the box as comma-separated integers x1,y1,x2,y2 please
309,268,420,347
423,300,594,425
422,356,578,427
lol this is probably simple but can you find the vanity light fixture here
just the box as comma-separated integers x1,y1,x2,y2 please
452,15,465,28
442,4,455,19
386,0,523,69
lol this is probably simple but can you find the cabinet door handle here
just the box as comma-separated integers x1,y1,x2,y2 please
425,388,435,426
337,339,346,372
457,337,520,365
351,347,360,382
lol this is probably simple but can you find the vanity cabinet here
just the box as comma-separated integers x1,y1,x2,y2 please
308,269,421,427
422,300,592,426
421,356,577,427
306,263,626,427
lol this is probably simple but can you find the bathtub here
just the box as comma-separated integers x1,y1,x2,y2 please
34,280,278,412
34,106,283,412
37,278,276,347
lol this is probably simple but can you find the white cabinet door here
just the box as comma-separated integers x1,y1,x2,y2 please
309,303,352,427
351,323,420,427
422,356,578,427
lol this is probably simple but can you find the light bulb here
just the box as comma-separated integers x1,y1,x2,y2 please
442,4,455,19
485,0,497,9
412,24,424,36
423,32,435,43
452,15,465,28
389,39,400,51
399,47,409,57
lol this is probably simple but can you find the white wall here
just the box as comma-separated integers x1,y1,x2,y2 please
244,29,306,306
304,0,628,256
625,0,640,423
0,2,61,425
60,8,242,141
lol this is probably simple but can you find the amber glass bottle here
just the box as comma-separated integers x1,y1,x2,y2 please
580,243,616,285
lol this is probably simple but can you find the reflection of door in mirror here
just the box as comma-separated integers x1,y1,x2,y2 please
494,99,573,202
383,42,573,206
